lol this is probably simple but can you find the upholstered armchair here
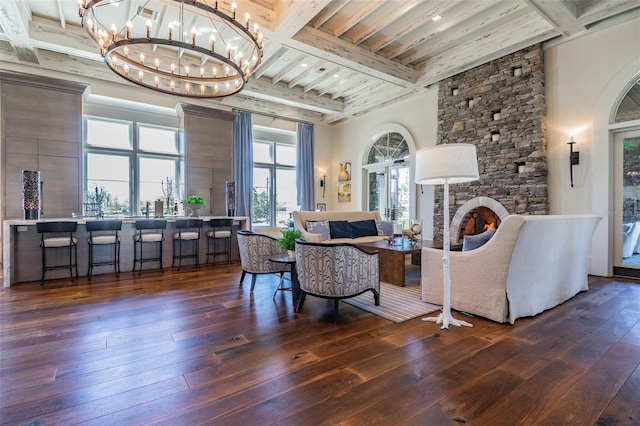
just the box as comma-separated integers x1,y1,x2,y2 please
295,240,380,323
236,230,289,292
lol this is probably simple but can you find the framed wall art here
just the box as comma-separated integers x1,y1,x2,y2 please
338,162,351,182
338,183,351,203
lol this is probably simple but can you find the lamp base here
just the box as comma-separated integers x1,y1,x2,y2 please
23,209,39,220
422,311,473,329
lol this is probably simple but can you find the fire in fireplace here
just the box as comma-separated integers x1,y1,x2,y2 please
458,206,501,240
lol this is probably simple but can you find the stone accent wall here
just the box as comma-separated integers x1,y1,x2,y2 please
433,44,548,240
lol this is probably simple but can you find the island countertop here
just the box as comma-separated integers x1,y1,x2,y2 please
3,216,250,287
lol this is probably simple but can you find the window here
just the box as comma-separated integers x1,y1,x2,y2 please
252,126,297,228
363,127,414,222
84,117,182,216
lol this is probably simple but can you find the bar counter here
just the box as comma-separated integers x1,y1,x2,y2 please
2,216,249,287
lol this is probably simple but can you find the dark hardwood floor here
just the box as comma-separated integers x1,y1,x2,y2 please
1,264,639,425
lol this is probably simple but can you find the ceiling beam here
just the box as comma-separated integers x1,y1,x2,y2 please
525,0,586,36
273,0,332,37
290,26,417,88
349,0,423,45
415,11,556,87
244,77,344,114
398,1,532,66
55,0,66,29
332,0,384,38
254,45,288,79
310,0,349,28
0,0,39,64
367,0,458,53
288,59,323,88
317,70,358,97
574,0,640,26
303,66,339,93
271,53,307,84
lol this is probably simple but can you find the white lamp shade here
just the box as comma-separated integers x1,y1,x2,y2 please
415,143,479,185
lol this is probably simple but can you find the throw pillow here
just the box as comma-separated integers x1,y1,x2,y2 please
305,220,330,241
374,217,387,236
462,228,496,251
378,220,393,236
349,219,379,238
329,220,352,239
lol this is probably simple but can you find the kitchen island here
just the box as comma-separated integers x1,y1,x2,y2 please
2,216,249,287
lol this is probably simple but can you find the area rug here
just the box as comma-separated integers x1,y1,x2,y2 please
343,281,441,323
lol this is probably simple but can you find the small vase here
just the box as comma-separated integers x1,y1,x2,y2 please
187,203,203,217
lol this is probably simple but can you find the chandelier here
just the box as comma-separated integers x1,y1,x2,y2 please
78,0,264,98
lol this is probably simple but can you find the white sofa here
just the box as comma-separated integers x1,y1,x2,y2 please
421,214,602,324
292,211,392,243
622,221,640,258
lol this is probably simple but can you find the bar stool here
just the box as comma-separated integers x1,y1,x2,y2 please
133,219,167,274
206,218,234,264
86,220,122,278
172,218,203,268
36,221,79,285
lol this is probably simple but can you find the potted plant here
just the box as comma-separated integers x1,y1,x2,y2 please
183,195,205,217
85,185,110,217
279,228,303,257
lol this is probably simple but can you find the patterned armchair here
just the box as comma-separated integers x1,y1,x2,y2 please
295,240,380,323
237,230,289,292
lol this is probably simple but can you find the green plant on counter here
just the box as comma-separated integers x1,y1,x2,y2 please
182,195,205,207
278,228,303,251
86,185,110,205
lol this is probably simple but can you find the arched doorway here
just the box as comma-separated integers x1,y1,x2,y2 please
362,124,416,221
612,76,640,277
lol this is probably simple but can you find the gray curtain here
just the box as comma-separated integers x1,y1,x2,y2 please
296,122,315,211
233,110,253,219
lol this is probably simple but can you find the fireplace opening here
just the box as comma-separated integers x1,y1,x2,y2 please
458,206,501,241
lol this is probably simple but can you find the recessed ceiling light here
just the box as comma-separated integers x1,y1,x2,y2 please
432,15,442,21
333,74,339,78
301,63,308,67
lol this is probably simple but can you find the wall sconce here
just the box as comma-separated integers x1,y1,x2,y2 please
319,170,326,198
568,136,579,187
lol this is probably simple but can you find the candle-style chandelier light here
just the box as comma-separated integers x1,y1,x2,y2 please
78,0,264,98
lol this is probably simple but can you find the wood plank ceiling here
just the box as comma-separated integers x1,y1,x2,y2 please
1,0,639,125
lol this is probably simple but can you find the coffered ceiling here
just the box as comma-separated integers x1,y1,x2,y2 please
1,0,639,125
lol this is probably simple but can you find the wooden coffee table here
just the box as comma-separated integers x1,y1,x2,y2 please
356,239,459,287
355,239,422,287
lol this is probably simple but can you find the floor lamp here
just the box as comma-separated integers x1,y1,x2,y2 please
415,144,479,329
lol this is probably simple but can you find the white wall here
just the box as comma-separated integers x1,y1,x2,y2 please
327,87,440,235
321,16,640,275
545,16,640,276
313,123,333,209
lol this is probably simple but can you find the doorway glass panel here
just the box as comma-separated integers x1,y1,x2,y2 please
390,166,410,221
615,132,640,270
367,165,409,221
368,168,386,217
365,130,411,221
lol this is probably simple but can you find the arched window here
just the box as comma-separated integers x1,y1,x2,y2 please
614,77,640,123
365,132,410,165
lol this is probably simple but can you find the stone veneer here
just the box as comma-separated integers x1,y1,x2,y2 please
433,44,548,241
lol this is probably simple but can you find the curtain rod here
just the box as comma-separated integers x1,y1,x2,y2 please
233,108,315,126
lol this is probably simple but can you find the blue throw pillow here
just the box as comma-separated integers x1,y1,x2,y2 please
349,219,379,238
329,220,352,239
462,228,496,251
305,220,330,241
